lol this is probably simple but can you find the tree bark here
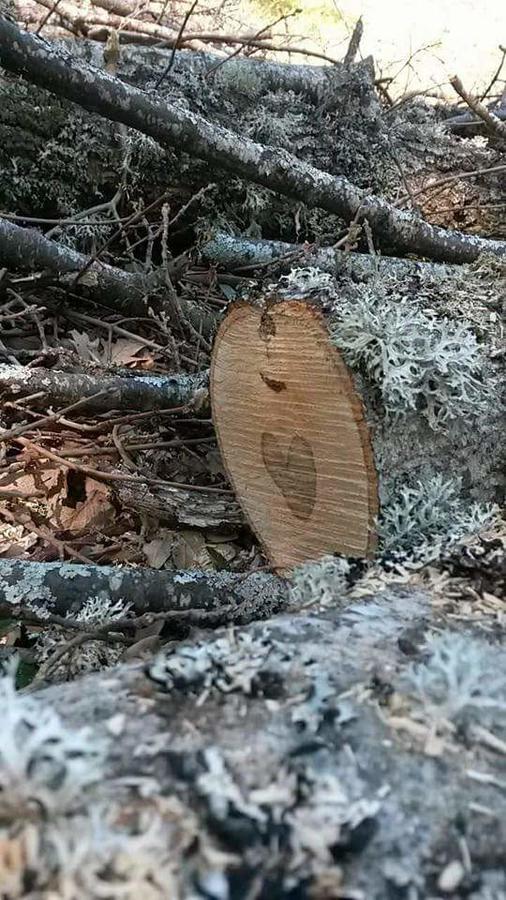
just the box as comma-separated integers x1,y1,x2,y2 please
0,557,285,620
210,286,505,548
116,479,243,530
1,18,506,263
201,229,455,280
0,362,209,413
11,583,506,898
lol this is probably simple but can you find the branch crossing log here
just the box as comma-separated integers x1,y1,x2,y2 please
0,558,286,620
211,300,378,571
1,17,506,263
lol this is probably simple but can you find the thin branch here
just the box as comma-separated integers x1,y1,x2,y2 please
450,74,506,142
155,0,198,88
393,163,506,209
480,45,506,103
205,8,300,77
35,0,65,34
343,16,363,66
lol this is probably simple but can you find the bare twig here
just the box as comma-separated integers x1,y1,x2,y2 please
343,16,363,66
14,436,232,493
0,390,111,443
480,45,506,103
205,8,300,77
450,74,506,141
155,0,199,88
393,163,506,209
35,0,65,34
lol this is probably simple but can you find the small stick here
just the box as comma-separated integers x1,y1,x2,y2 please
35,0,65,34
155,0,199,88
0,390,111,443
450,74,506,142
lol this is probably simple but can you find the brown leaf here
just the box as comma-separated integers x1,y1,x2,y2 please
55,478,115,535
172,529,213,570
143,533,174,569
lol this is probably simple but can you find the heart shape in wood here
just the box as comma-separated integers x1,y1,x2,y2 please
210,301,378,571
261,431,316,521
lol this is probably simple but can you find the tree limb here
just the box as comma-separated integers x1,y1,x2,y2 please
200,230,455,280
0,558,286,621
0,363,208,414
1,18,506,263
450,74,506,142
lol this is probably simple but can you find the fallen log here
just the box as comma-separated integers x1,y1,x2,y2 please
0,363,209,414
4,584,506,896
0,557,285,620
210,276,505,570
1,17,506,263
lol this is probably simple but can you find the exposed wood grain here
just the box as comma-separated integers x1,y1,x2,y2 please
211,301,378,571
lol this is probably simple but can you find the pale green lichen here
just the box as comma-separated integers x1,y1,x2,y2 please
401,632,506,732
289,555,351,608
328,283,490,429
378,474,499,559
0,669,106,819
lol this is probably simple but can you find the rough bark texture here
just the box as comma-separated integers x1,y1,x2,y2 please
0,558,285,620
0,362,209,413
116,479,243,530
260,270,505,512
1,18,506,263
201,229,455,280
20,583,506,898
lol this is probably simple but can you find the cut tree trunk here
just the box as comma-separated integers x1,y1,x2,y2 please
211,301,378,571
211,290,505,569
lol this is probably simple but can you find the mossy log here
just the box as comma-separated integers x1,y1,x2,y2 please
6,583,506,897
210,285,505,569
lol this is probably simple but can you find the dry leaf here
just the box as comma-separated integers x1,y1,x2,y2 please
143,533,174,569
106,338,150,367
172,530,213,570
56,478,115,535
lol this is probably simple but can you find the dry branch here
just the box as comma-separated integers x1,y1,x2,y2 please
201,230,454,279
1,18,506,263
0,218,217,336
0,557,286,620
450,75,506,142
0,363,208,413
